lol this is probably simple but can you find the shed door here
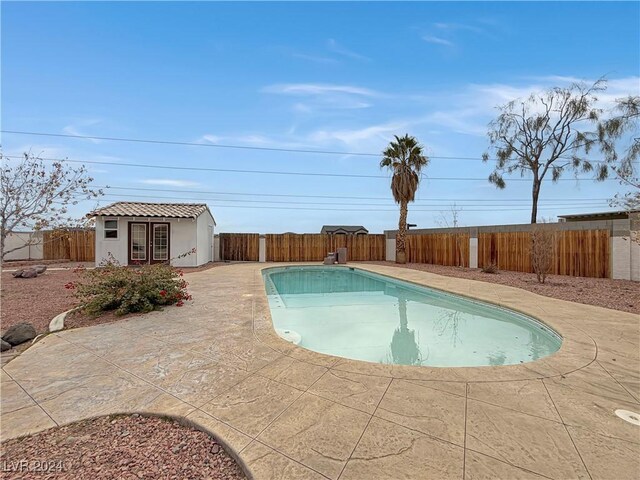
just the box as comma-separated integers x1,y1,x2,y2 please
150,223,170,264
129,223,148,264
128,222,170,265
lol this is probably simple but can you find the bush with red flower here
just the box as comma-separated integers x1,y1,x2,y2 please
70,256,193,316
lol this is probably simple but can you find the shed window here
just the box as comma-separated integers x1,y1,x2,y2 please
104,219,118,239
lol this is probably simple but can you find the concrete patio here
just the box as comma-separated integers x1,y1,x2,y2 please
1,263,639,479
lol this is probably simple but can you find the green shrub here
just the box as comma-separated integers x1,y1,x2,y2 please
67,260,192,316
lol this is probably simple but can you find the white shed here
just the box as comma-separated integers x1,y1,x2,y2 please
89,202,216,267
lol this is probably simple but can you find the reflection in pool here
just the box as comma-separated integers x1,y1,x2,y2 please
263,266,562,367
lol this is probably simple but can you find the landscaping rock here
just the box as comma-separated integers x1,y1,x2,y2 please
34,265,48,274
20,268,38,278
11,269,24,278
1,339,11,352
1,415,247,480
2,323,37,346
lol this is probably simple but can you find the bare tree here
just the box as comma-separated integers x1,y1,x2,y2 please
597,95,640,210
483,79,608,223
610,173,640,210
530,222,556,284
0,152,102,260
435,202,462,228
435,203,465,267
598,95,640,171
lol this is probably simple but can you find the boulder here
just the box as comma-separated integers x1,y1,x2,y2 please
34,265,48,274
0,339,11,352
20,268,38,278
11,269,24,278
2,323,37,346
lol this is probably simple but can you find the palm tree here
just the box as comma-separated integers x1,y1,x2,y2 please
389,295,421,365
380,134,429,264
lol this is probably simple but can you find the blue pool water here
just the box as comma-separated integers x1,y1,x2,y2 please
263,266,562,367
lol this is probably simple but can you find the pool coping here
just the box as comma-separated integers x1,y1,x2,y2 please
252,263,599,383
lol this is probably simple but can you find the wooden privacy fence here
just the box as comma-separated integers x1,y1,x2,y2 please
266,234,386,262
478,230,610,278
220,233,260,261
405,233,470,267
43,230,95,262
219,228,612,278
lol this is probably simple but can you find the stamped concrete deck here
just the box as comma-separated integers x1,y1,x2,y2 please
1,263,639,479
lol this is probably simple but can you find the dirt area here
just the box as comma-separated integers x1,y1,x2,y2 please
1,270,79,334
0,414,247,480
1,260,93,270
365,262,640,314
0,262,227,335
63,310,145,331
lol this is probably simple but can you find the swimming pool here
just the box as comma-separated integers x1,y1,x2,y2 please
263,266,562,367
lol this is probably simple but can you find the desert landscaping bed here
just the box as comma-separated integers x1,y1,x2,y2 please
0,262,226,335
0,415,246,480
1,270,79,334
366,261,640,314
1,260,94,270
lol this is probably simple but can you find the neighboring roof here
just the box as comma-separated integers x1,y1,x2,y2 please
558,209,639,221
89,202,215,222
321,225,369,234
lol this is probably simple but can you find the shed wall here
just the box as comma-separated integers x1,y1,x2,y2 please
95,216,202,267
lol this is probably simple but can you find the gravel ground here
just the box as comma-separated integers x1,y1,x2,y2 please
1,259,79,269
1,270,79,334
365,262,640,314
0,263,227,335
0,415,247,480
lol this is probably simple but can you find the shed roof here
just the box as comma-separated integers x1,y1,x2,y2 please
89,202,214,222
321,225,369,234
557,209,639,221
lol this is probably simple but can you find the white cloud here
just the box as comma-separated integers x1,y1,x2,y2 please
308,121,410,151
419,75,640,137
263,83,378,112
234,135,277,145
421,20,495,49
62,119,103,144
140,179,201,188
433,22,486,35
202,75,639,160
196,132,317,151
470,75,640,113
423,109,487,136
4,144,69,159
292,53,339,65
291,39,369,66
326,39,370,62
263,83,379,97
422,35,454,47
292,103,313,114
200,134,222,144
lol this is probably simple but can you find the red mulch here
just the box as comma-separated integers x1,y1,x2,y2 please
0,415,247,480
364,262,640,314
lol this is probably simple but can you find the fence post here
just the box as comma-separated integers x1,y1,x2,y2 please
610,219,632,280
385,235,396,262
213,235,220,262
469,227,478,269
259,235,266,263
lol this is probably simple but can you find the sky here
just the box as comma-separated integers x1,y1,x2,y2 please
2,1,639,233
